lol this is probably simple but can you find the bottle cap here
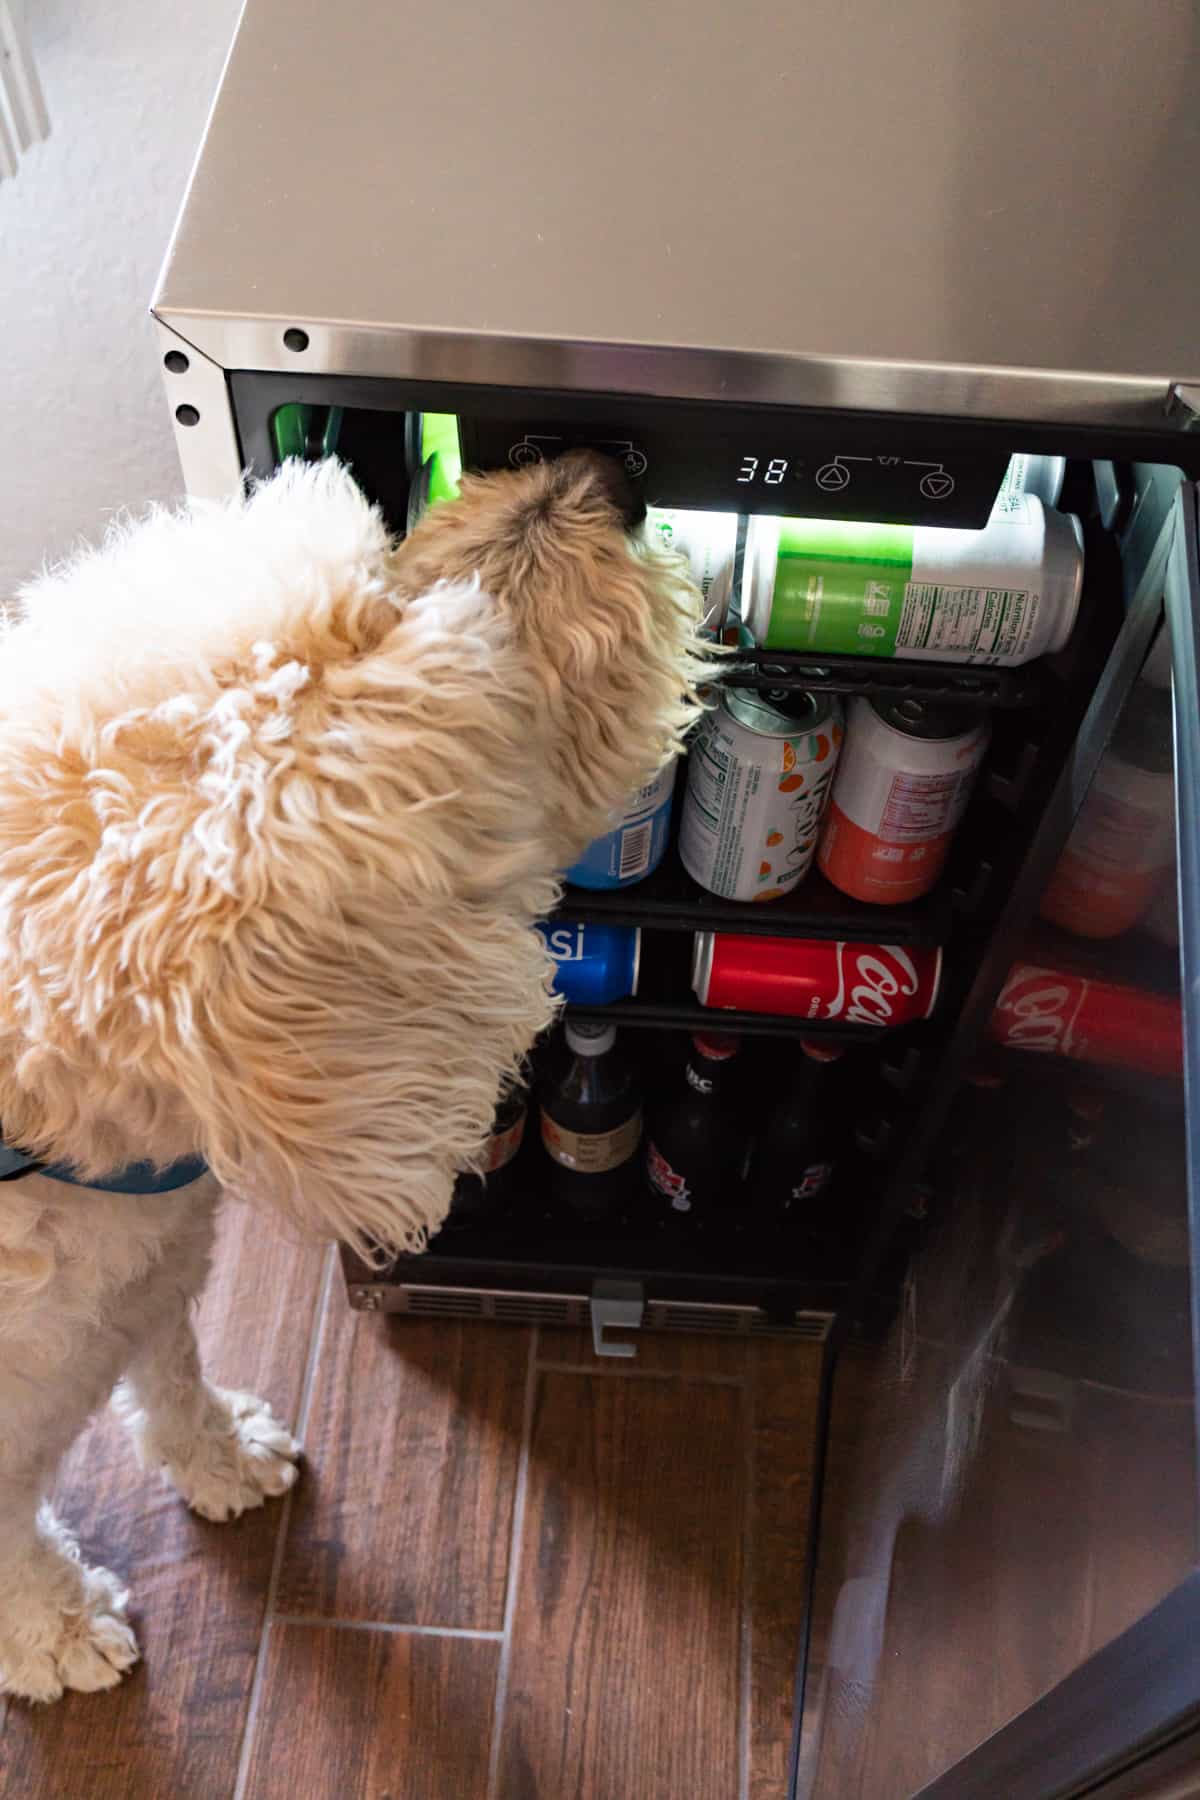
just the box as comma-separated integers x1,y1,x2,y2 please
565,1018,616,1056
800,1039,844,1064
693,1033,739,1061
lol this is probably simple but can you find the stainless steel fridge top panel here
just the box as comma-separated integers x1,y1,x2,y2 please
155,0,1200,426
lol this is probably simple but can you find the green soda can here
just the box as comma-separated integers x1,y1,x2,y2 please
742,497,1082,667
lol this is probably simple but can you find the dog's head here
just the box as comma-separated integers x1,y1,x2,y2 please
390,449,709,859
0,456,709,1258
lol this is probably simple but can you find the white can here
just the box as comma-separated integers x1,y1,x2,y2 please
646,507,737,635
679,687,843,902
651,507,737,640
992,452,1067,516
817,697,990,904
742,495,1083,666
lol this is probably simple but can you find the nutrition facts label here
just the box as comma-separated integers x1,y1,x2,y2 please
897,583,1038,664
880,769,974,841
680,732,767,896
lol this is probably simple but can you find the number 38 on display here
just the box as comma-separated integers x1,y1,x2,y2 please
737,456,789,485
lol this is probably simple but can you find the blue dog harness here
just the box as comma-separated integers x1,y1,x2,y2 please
0,1139,207,1193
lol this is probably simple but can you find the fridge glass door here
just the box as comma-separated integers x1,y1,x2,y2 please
798,485,1200,1800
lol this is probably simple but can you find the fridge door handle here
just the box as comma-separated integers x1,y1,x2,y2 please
590,1281,645,1358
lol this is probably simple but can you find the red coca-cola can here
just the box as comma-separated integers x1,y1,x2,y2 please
990,961,1182,1080
691,932,943,1025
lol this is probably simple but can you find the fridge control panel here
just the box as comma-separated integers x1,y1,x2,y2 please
459,415,1009,526
231,374,1022,530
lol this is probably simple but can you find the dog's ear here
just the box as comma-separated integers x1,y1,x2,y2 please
167,897,554,1262
390,456,714,860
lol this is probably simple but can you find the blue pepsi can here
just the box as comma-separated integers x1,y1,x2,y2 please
537,922,641,1004
565,765,676,889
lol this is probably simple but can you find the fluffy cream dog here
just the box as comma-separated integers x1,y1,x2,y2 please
0,450,705,1700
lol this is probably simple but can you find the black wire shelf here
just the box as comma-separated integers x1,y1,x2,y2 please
723,646,1044,708
562,996,921,1041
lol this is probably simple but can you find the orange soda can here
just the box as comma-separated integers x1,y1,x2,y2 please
818,696,989,905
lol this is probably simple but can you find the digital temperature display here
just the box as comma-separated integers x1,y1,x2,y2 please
736,456,792,485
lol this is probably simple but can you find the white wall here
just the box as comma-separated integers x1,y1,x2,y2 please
0,0,242,595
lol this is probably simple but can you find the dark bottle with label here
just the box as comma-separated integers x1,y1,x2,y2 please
443,1078,530,1232
751,1041,846,1222
643,1033,749,1228
539,1020,642,1223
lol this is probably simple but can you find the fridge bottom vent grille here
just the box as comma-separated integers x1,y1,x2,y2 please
348,1281,833,1342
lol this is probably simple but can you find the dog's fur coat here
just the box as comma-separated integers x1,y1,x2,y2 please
0,453,705,1699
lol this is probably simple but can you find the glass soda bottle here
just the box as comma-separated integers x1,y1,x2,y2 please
643,1033,749,1228
539,1019,643,1223
443,1076,530,1232
751,1041,847,1222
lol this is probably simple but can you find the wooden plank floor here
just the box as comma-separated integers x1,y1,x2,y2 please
0,1206,822,1799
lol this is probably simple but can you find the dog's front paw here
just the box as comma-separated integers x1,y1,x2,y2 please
158,1388,301,1523
0,1519,139,1704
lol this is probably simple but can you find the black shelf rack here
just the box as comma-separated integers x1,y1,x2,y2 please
554,850,950,945
722,646,1045,709
562,996,920,1040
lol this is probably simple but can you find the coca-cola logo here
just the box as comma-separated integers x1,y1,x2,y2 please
829,943,921,1025
992,964,1086,1055
647,1140,690,1208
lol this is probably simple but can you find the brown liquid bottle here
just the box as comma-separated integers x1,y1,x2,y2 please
539,1020,643,1224
443,1077,530,1231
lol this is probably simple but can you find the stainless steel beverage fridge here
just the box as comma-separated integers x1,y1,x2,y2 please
152,0,1200,1790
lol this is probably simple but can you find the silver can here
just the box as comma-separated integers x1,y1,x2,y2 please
992,452,1067,514
679,687,844,901
646,507,737,636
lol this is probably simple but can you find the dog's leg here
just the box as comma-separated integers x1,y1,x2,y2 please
0,1290,142,1702
114,1300,300,1524
0,1178,224,1702
0,1475,139,1704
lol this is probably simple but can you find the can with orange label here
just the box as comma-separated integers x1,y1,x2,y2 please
679,687,843,901
818,697,989,905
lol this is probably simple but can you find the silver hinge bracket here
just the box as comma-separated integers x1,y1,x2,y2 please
590,1280,644,1358
1166,383,1200,429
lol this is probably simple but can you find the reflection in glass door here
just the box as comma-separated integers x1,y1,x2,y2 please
798,491,1199,1800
